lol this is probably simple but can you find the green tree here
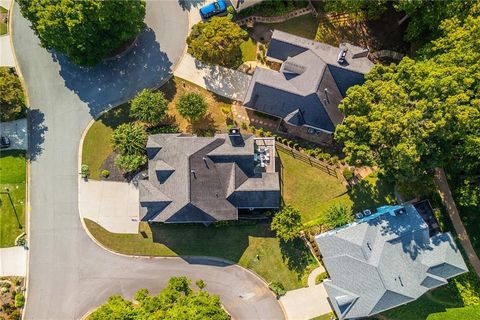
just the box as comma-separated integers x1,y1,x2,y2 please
0,67,25,122
130,89,169,126
395,0,474,44
323,204,353,229
111,123,147,156
271,206,302,242
187,16,248,68
176,93,208,123
335,4,480,203
90,277,229,320
324,0,387,20
17,0,145,66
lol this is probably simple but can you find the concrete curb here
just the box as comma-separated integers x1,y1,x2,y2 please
7,3,31,320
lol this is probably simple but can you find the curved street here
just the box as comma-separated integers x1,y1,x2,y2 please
12,1,284,319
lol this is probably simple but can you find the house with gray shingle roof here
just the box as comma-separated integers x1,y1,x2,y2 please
243,30,374,143
139,130,280,223
315,204,468,319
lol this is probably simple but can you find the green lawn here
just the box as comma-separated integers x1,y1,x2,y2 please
86,220,317,290
82,103,131,180
264,15,319,40
0,150,26,247
278,150,395,225
240,37,257,62
0,6,7,36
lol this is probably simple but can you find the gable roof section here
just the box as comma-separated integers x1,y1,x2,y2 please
315,205,468,319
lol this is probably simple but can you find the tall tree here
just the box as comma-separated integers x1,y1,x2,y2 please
130,89,169,126
0,67,25,122
324,0,388,19
335,4,480,203
271,206,302,242
176,93,208,123
17,0,145,66
187,17,248,68
111,123,147,156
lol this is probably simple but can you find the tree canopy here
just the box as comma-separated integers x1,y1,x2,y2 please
335,4,480,203
111,123,147,156
271,206,302,242
323,204,353,229
89,277,229,320
130,89,169,126
187,17,248,68
17,0,145,66
324,0,388,19
0,67,25,122
176,93,208,123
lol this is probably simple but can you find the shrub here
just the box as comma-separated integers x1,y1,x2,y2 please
269,282,286,296
176,92,208,122
81,164,90,178
271,205,302,242
130,89,168,126
323,203,353,229
15,293,24,308
241,122,248,130
342,168,354,181
115,154,147,173
111,123,147,156
0,67,25,122
249,125,256,134
315,272,328,285
101,170,110,178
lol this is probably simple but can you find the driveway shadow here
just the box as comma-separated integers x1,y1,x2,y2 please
52,27,173,117
28,109,48,161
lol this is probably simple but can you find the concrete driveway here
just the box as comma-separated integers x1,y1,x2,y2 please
0,36,15,67
0,246,26,276
0,118,27,150
79,180,139,234
12,1,284,319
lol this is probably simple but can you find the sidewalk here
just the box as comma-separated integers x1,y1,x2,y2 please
0,246,27,276
0,35,14,67
0,118,28,150
79,180,140,234
434,167,480,278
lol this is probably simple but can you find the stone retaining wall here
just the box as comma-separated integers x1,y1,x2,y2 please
236,6,314,27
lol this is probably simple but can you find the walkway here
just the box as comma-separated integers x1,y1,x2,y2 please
0,246,27,276
279,265,332,320
12,1,284,319
434,167,480,278
0,118,27,150
174,54,252,101
79,180,139,234
0,35,14,67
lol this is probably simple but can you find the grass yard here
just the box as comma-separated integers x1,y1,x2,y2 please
240,37,257,62
0,150,26,247
278,150,395,225
86,220,317,290
0,6,7,36
82,77,233,180
262,15,319,40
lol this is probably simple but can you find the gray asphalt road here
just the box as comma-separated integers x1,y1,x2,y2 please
12,1,284,319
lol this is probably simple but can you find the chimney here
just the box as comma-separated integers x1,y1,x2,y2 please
352,48,370,59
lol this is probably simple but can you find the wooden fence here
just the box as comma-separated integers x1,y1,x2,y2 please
276,142,339,179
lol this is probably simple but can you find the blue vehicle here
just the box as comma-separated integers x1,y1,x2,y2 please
200,0,228,19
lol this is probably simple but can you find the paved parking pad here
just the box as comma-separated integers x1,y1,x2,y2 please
280,284,332,320
79,180,139,234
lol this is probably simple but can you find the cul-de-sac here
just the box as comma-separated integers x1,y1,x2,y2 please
0,0,479,319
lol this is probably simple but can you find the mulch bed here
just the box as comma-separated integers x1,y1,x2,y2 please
99,152,146,183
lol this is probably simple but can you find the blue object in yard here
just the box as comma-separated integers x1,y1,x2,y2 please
200,0,228,19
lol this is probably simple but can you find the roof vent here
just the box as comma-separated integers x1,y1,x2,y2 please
394,207,407,216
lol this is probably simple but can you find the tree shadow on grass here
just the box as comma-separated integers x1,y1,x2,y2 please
348,174,395,213
150,222,274,263
187,113,218,136
279,238,315,275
